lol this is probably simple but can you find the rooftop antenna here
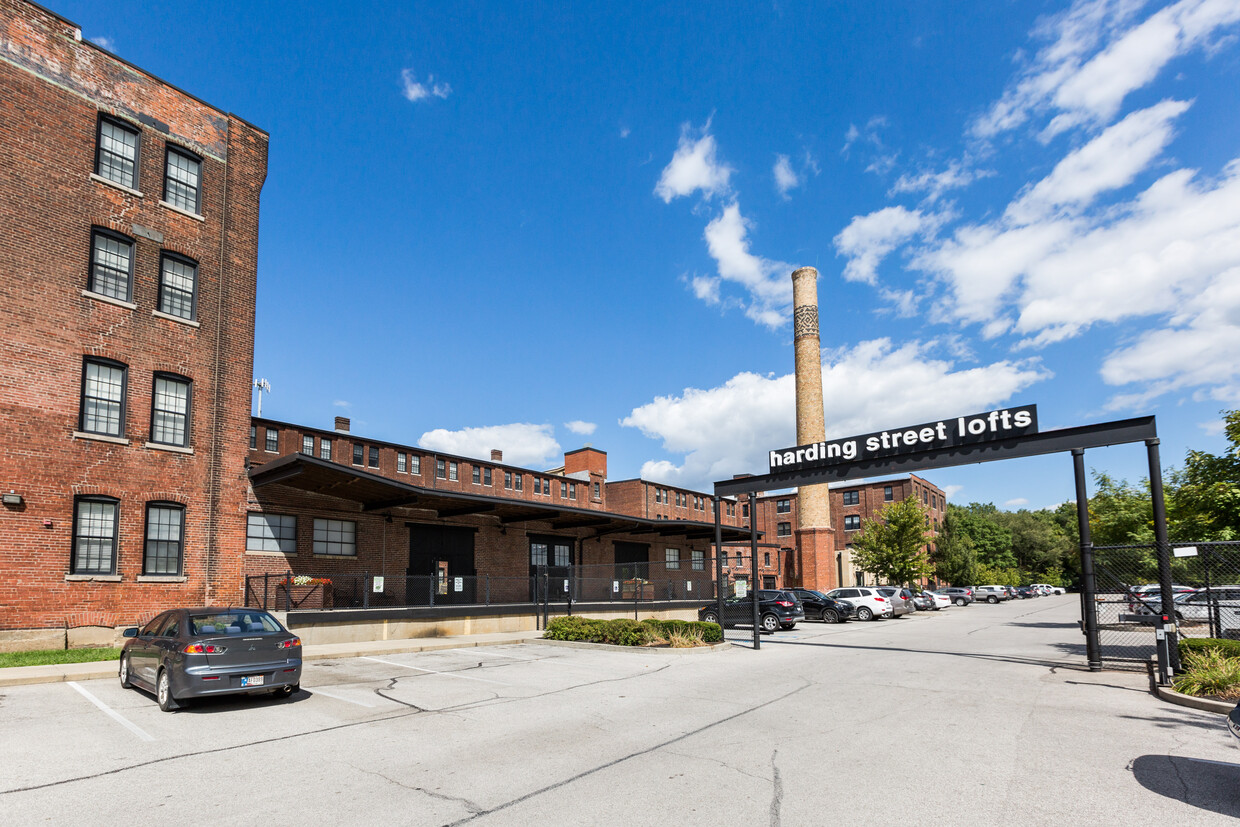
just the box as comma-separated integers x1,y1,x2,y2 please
253,378,272,417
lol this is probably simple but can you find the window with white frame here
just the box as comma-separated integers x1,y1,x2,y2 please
158,252,197,320
249,425,256,450
150,374,190,447
89,228,135,302
777,522,791,537
246,513,296,554
264,428,278,452
72,496,118,574
80,358,127,437
776,498,791,513
665,548,680,570
844,515,861,531
95,116,140,189
144,502,184,575
397,452,407,473
505,471,512,489
301,434,314,455
472,466,480,484
164,145,202,213
483,467,492,486
843,490,859,506
409,454,420,474
369,446,379,468
320,437,332,460
354,444,364,465
884,485,893,501
314,519,356,556
515,473,523,491
448,461,458,481
692,549,705,571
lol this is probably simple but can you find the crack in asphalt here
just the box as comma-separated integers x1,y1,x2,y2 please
353,765,484,814
441,681,812,827
769,748,783,827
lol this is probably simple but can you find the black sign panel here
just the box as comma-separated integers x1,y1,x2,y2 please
768,405,1039,473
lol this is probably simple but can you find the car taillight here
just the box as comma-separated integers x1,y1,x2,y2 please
876,596,887,602
776,600,794,607
184,643,226,654
278,637,301,649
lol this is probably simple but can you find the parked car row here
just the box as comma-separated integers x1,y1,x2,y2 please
697,582,1067,632
1125,584,1240,635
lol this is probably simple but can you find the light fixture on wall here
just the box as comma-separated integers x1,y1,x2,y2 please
2,491,22,506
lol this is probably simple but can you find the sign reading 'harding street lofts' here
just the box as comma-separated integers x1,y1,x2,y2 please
768,405,1039,473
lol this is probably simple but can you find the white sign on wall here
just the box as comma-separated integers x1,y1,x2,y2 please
613,580,620,593
372,576,385,593
454,577,463,592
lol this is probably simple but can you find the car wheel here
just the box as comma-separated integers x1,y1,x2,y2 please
987,595,999,604
822,609,839,624
119,654,132,689
702,611,719,625
856,606,874,621
156,668,179,712
954,598,966,606
761,613,780,633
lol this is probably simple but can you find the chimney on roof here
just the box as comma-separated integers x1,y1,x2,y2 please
491,449,503,462
334,416,350,433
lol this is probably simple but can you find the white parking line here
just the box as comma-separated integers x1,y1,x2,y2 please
362,656,509,685
308,687,377,707
67,681,155,742
470,649,537,662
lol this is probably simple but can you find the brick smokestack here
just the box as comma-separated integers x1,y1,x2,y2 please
334,417,350,433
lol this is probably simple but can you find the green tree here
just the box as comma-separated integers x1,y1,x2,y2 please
950,503,1016,568
850,496,932,586
1089,472,1155,545
928,507,978,586
1169,409,1240,541
994,509,1073,573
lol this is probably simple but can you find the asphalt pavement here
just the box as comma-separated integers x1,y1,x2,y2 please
0,596,1236,825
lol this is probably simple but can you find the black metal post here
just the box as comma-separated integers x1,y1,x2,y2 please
363,571,370,609
1147,438,1179,674
543,569,550,629
713,496,725,629
750,493,760,651
485,574,490,606
1204,548,1216,639
263,573,269,611
1073,449,1102,672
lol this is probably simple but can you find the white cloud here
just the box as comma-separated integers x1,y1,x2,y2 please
89,35,115,52
654,121,733,203
971,0,1240,140
942,484,965,500
1005,497,1030,507
401,69,452,103
620,126,631,139
333,400,351,408
702,203,795,328
834,206,939,285
621,339,1048,490
564,420,597,436
418,423,560,467
890,160,990,204
773,154,799,198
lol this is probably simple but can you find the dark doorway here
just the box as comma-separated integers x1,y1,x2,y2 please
614,541,650,581
529,534,573,602
763,575,777,590
408,523,476,605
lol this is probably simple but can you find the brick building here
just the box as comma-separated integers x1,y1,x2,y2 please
0,0,266,643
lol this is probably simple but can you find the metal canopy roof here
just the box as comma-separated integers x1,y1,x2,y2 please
249,453,753,543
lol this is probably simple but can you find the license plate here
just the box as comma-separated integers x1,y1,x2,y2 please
240,675,264,687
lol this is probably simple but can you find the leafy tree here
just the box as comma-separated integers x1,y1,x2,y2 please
929,507,978,586
950,503,1016,568
994,509,1073,573
850,496,932,586
1169,409,1240,541
1089,472,1155,545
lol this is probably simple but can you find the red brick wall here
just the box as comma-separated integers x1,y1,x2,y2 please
0,1,266,630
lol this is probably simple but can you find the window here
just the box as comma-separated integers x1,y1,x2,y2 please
777,522,791,537
665,548,680,570
529,540,569,567
515,473,523,492
764,552,770,567
742,504,749,518
593,482,600,499
354,444,365,466
484,468,492,486
448,461,458,481
88,228,134,302
692,549,705,571
561,481,567,498
472,466,480,484
313,518,356,556
504,471,512,489
398,452,407,473
249,425,256,449
156,252,197,320
246,513,296,554
533,478,542,495
95,116,140,189
80,358,127,437
369,446,379,468
922,490,928,504
301,434,314,455
409,455,420,474
150,374,190,447
653,488,662,504
144,503,184,575
776,498,791,513
264,428,278,452
164,145,202,214
72,496,118,574
530,542,547,566
844,515,861,531
436,459,446,479
568,483,576,499
320,437,332,460
884,485,894,501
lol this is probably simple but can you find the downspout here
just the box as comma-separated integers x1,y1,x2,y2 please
204,123,232,605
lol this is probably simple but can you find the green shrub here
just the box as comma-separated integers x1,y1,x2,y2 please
1179,637,1240,662
543,616,721,646
1172,648,1240,700
544,616,597,641
601,618,648,646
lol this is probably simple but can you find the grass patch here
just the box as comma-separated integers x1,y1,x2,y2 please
1172,648,1240,701
0,647,122,669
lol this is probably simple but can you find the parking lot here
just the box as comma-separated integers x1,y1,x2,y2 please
1,596,1237,825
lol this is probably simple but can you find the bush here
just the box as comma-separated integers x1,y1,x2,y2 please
1172,647,1240,700
543,616,721,646
1179,637,1240,661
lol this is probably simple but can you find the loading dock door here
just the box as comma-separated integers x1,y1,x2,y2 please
408,523,476,605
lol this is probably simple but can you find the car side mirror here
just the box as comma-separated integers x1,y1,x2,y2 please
122,627,139,638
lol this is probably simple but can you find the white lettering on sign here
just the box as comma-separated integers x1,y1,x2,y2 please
454,577,463,592
372,576,385,593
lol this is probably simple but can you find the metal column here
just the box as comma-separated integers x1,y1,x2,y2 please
750,494,760,651
1147,438,1179,674
713,496,725,632
1073,449,1102,672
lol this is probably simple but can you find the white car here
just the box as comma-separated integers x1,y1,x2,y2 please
1173,586,1240,626
1029,583,1066,595
824,587,893,621
923,591,952,610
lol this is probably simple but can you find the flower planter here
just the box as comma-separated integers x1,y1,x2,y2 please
278,583,333,609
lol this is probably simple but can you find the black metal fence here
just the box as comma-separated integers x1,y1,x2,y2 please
242,558,762,619
1089,541,1240,669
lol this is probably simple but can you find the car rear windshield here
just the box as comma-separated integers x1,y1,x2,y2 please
191,612,282,635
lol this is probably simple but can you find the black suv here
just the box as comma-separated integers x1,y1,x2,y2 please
788,588,854,623
698,590,805,633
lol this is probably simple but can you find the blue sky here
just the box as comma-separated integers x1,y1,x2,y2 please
67,0,1240,509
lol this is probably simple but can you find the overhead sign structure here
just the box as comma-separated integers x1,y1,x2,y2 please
768,405,1038,473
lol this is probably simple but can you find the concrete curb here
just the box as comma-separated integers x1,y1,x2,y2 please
536,639,731,654
1155,684,1236,715
0,631,546,688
